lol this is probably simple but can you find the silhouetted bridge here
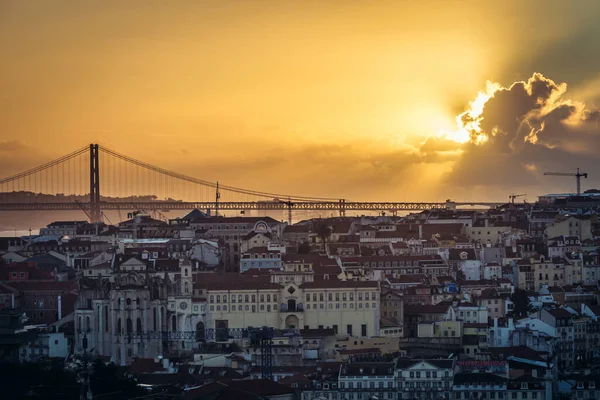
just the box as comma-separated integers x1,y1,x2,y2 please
0,144,502,222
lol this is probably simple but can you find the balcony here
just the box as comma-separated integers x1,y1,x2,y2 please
280,302,304,312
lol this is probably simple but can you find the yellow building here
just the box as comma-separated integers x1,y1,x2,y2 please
532,256,566,291
203,275,380,338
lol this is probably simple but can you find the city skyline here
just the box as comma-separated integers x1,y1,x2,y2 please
2,1,600,201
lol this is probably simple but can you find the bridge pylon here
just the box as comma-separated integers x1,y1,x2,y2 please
89,144,101,223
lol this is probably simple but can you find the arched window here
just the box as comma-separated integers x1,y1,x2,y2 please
136,318,142,333
104,306,109,332
126,318,133,334
153,308,157,331
86,316,91,332
172,315,177,331
78,316,82,332
117,318,122,334
184,282,189,293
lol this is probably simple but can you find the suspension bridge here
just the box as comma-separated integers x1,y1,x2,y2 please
0,144,502,223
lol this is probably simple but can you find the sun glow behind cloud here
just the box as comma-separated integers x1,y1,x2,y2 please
437,81,501,144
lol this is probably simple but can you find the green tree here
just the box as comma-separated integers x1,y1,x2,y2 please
89,360,144,399
316,224,332,249
298,241,311,254
511,288,532,318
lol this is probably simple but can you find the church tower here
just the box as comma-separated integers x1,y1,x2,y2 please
180,258,192,296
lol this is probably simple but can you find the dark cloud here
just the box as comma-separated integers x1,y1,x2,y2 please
445,73,600,195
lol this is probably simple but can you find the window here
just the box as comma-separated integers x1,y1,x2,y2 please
328,293,332,301
361,324,367,337
347,324,352,335
245,295,249,302
210,295,214,303
306,294,310,302
238,295,242,302
216,295,220,303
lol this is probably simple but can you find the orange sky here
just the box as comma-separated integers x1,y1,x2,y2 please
1,1,600,202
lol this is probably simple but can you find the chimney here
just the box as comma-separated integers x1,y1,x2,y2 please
57,295,62,320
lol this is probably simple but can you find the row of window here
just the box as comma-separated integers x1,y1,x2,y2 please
408,370,449,378
210,304,276,312
340,382,394,389
306,303,377,310
210,294,279,303
456,393,539,399
305,292,377,302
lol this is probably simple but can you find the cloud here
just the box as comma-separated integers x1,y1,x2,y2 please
443,73,600,195
0,140,28,153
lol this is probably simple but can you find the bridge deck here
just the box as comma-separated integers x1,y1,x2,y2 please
0,201,502,212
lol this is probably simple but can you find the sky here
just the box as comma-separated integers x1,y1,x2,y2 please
1,0,600,202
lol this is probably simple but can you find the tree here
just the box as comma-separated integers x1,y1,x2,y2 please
298,241,311,254
89,360,144,400
316,224,332,249
511,288,532,318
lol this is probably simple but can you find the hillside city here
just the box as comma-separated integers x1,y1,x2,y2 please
2,192,600,399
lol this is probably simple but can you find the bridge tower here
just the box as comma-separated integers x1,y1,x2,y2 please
89,144,101,223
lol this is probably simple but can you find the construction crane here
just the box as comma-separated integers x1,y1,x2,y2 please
509,194,527,204
544,168,588,195
275,197,294,225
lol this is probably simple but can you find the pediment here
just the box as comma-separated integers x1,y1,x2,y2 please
122,258,147,267
407,361,442,370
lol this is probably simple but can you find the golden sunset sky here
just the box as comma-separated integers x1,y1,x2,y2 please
1,1,600,202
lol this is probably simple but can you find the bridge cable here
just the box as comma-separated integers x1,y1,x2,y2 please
98,145,343,202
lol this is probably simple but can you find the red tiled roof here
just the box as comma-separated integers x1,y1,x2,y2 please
404,303,451,314
4,280,77,292
337,348,381,355
387,274,427,284
130,357,165,374
244,247,280,254
283,225,309,234
340,254,441,264
300,279,378,289
546,307,573,319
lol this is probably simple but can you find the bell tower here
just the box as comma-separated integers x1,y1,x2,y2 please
180,258,192,296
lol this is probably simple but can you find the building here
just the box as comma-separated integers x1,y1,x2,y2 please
545,216,593,242
74,258,207,365
395,358,454,400
338,362,396,400
239,247,282,273
203,275,380,336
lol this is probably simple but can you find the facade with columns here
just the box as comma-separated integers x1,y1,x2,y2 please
74,258,207,365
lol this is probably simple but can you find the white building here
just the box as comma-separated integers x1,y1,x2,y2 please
395,359,454,400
